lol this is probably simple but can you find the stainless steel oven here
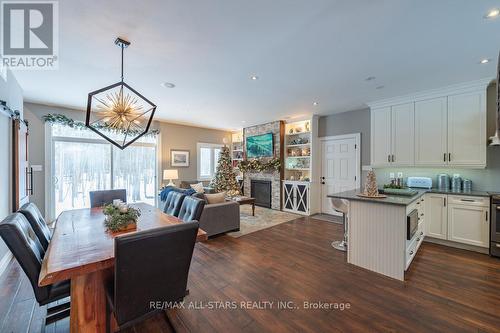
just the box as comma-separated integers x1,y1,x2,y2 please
491,195,500,257
407,209,419,241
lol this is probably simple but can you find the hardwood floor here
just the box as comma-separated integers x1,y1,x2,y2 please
1,217,500,332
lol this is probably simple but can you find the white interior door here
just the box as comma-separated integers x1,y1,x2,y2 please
321,135,359,215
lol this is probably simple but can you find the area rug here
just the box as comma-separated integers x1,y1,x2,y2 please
227,205,299,238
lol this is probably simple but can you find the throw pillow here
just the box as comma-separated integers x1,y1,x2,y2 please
205,192,226,204
190,182,205,193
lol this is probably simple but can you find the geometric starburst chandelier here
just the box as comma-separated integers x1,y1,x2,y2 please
85,37,156,149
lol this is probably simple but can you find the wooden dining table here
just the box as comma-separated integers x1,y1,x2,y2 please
39,202,207,333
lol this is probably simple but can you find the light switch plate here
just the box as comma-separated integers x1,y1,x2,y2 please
31,165,43,172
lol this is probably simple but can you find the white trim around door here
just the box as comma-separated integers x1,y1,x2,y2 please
319,133,361,215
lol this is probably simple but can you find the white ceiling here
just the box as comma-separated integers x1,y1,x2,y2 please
14,0,500,131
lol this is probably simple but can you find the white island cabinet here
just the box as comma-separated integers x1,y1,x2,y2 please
329,190,426,281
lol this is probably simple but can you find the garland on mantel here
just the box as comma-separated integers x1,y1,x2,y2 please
42,113,160,136
237,158,281,173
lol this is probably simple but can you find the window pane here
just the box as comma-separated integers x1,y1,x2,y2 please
214,148,221,170
200,148,211,177
113,146,156,205
54,141,111,216
51,123,157,143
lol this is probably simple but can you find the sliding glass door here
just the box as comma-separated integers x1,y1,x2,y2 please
49,124,157,219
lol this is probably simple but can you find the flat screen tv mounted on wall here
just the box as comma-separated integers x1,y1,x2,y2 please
246,133,274,158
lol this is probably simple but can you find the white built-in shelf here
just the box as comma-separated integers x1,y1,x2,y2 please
286,143,310,148
232,149,243,152
285,131,311,137
286,167,310,171
233,158,243,161
286,156,311,159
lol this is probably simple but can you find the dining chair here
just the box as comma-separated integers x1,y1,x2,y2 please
18,203,52,250
89,189,127,208
163,191,186,217
178,196,205,222
106,221,199,331
0,213,71,325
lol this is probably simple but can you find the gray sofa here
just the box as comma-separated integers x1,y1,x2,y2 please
160,187,240,237
197,199,240,237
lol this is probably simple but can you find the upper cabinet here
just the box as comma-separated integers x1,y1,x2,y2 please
447,92,486,166
415,97,448,166
369,79,489,169
371,103,414,167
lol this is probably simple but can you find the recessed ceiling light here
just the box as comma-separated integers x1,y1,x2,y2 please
376,85,385,90
479,58,491,64
365,76,376,81
250,75,259,80
160,82,175,88
312,102,319,106
484,8,500,19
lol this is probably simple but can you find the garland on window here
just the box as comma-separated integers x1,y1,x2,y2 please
237,158,281,173
42,113,160,136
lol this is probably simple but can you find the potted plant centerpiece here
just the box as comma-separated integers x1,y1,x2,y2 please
103,200,141,233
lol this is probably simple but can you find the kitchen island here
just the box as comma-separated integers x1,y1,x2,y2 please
328,189,426,281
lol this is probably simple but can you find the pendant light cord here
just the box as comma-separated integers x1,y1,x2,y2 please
121,44,124,82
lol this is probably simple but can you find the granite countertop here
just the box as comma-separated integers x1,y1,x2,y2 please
328,188,492,206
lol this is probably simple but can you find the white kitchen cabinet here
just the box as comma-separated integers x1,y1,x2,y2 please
425,194,448,240
370,103,414,167
415,97,448,166
283,181,310,215
391,103,414,166
447,92,486,167
447,197,489,248
370,107,391,167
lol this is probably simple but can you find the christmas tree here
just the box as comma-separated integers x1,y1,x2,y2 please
363,170,379,197
210,146,241,195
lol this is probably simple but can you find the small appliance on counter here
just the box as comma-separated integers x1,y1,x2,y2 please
407,177,433,189
437,174,450,190
491,195,500,257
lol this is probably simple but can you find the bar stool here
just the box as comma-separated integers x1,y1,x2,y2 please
331,198,349,252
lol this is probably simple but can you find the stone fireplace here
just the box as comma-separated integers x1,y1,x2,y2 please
243,120,284,210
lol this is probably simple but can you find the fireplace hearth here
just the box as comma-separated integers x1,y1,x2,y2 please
251,180,272,208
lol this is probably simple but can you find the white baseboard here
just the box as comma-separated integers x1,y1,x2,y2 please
0,252,13,277
424,237,489,254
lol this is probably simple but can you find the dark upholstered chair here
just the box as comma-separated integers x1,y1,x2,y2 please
106,221,199,331
0,213,70,325
178,196,205,222
18,203,52,250
89,189,127,208
163,191,186,217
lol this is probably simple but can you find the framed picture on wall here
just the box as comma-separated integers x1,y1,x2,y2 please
171,149,190,167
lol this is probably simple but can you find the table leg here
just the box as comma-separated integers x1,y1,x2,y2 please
70,268,112,333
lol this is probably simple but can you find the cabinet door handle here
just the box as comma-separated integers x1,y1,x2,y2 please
443,197,446,207
388,155,391,163
448,153,451,162
392,155,395,162
460,199,475,202
443,153,447,162
410,250,414,255
486,211,488,221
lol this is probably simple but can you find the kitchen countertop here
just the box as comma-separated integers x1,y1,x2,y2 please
328,188,491,206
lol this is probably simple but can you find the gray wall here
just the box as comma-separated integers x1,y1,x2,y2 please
318,108,371,185
23,102,231,216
